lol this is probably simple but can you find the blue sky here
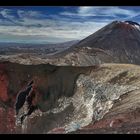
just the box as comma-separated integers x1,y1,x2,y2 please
0,6,140,44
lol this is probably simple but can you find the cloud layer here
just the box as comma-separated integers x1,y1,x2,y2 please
0,6,140,43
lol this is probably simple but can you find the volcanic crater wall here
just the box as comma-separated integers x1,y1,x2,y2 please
0,62,140,133
15,64,140,134
0,61,99,133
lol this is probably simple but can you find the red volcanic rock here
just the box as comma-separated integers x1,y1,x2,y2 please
48,127,66,134
71,105,140,134
0,107,16,134
117,22,135,30
0,71,9,102
81,114,129,131
0,64,15,133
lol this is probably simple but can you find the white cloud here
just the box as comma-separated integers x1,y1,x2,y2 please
0,9,15,19
61,6,139,19
0,8,108,40
0,20,107,41
0,7,139,43
0,8,47,26
0,7,123,43
17,10,44,19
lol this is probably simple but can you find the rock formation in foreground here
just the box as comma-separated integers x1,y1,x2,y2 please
0,62,140,134
25,63,140,134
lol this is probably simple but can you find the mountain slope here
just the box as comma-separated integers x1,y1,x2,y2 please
2,21,140,66
43,21,140,66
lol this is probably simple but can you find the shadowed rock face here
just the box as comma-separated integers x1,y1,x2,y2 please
0,61,99,133
0,61,98,107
